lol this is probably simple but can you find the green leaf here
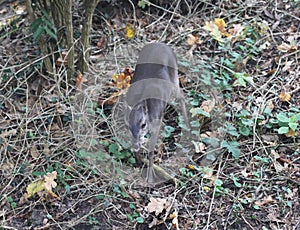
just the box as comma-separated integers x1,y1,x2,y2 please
289,122,298,131
214,179,223,187
44,26,57,40
30,18,43,32
109,143,119,154
221,140,241,159
277,113,290,123
136,217,144,223
237,77,247,87
293,113,300,122
190,120,200,127
33,25,44,41
224,122,239,137
129,203,136,209
138,0,146,8
239,126,251,136
278,126,289,134
231,175,242,188
190,107,210,117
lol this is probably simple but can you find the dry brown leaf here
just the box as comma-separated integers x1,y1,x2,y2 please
55,51,68,66
200,99,215,113
44,171,57,191
112,69,132,90
285,129,298,137
97,37,106,49
192,141,206,153
76,72,88,90
146,197,167,216
240,168,250,178
278,91,291,102
187,34,202,46
202,167,215,181
278,43,297,52
255,195,274,207
0,129,17,138
228,23,244,37
170,210,179,230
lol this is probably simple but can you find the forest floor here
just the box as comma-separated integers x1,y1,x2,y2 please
0,0,300,229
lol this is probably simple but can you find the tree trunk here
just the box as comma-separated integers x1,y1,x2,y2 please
78,0,100,75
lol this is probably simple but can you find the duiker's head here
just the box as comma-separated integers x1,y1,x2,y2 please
128,101,149,152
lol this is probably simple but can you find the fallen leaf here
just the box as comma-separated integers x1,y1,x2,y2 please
26,180,45,198
146,197,167,216
228,23,244,37
0,129,17,138
285,129,298,137
112,69,132,89
241,168,250,178
125,24,135,39
278,43,297,52
44,171,57,191
278,91,291,102
187,34,202,46
200,99,215,113
170,210,179,230
214,18,230,36
76,72,88,90
97,37,106,49
255,195,274,207
192,141,206,153
203,20,223,42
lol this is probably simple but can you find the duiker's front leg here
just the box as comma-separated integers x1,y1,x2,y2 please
147,119,161,184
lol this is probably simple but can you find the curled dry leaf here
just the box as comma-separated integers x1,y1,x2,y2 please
44,171,57,191
278,91,291,102
97,37,106,49
255,195,274,207
75,72,88,90
200,99,215,113
228,23,244,37
170,210,179,230
278,43,297,52
187,34,202,46
112,68,132,90
146,197,167,216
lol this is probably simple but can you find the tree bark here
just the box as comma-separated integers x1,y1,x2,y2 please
78,0,100,75
25,0,54,75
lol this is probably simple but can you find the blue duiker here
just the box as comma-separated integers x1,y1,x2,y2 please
125,42,189,183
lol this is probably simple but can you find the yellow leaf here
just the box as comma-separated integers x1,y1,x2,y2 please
187,165,196,170
215,18,227,31
112,72,132,89
278,91,291,102
26,180,45,198
203,21,223,42
125,25,135,39
202,186,211,192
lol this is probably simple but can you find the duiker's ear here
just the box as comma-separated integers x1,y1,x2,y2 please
141,100,148,114
123,102,132,126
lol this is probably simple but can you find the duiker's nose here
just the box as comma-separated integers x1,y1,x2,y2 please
132,142,140,152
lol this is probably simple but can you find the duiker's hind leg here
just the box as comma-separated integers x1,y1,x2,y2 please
179,96,190,130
